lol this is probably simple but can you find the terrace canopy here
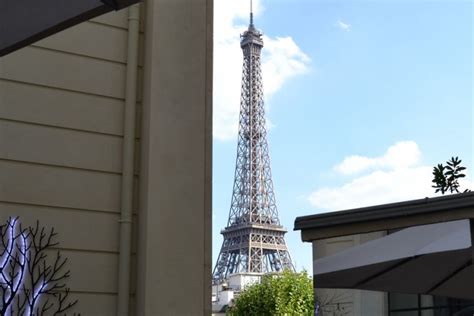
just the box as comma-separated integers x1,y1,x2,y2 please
313,219,473,300
0,0,140,56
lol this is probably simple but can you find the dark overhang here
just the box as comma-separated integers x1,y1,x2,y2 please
294,192,474,241
0,0,141,57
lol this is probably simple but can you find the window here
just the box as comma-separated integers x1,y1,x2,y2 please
389,293,474,316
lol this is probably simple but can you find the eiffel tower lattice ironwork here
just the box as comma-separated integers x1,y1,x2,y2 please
213,12,294,283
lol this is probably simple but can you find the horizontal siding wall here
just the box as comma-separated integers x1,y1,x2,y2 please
0,202,120,251
0,120,123,172
35,22,129,63
0,80,125,135
0,160,121,212
0,8,143,316
0,46,126,99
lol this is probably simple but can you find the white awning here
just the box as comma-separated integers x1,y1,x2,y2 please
314,220,474,300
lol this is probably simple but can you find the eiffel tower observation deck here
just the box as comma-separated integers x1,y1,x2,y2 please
213,9,294,283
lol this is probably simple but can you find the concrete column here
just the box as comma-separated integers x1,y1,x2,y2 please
136,0,212,315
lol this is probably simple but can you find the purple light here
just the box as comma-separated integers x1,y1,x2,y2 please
11,232,27,292
0,219,15,279
31,282,46,313
1,219,31,314
1,218,69,315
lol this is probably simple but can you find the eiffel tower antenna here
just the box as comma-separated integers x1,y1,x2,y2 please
250,0,254,26
212,5,294,283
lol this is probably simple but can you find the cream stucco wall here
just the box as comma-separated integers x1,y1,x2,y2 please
136,0,212,315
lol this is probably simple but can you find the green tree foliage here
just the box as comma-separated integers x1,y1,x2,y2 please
432,156,470,194
226,270,314,316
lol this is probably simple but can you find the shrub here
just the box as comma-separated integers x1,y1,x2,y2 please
227,270,314,316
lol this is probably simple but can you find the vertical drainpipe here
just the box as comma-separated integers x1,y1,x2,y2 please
117,4,140,316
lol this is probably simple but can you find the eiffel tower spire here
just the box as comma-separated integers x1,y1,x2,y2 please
213,11,294,282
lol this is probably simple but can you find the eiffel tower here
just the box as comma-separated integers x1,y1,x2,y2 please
213,9,294,283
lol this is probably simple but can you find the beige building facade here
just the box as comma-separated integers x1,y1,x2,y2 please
0,0,212,315
314,233,388,315
296,193,474,316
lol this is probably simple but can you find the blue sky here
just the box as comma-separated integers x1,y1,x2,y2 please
213,0,473,273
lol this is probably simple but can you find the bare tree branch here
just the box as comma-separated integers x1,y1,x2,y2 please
0,217,78,315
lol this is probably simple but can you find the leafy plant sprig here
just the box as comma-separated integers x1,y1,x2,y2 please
432,156,470,194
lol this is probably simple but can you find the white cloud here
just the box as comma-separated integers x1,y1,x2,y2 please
213,0,310,141
334,141,421,175
336,19,351,31
309,166,434,211
262,36,311,98
308,141,473,212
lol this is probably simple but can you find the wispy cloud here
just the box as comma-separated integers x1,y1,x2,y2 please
213,0,311,141
308,141,472,212
336,19,351,31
